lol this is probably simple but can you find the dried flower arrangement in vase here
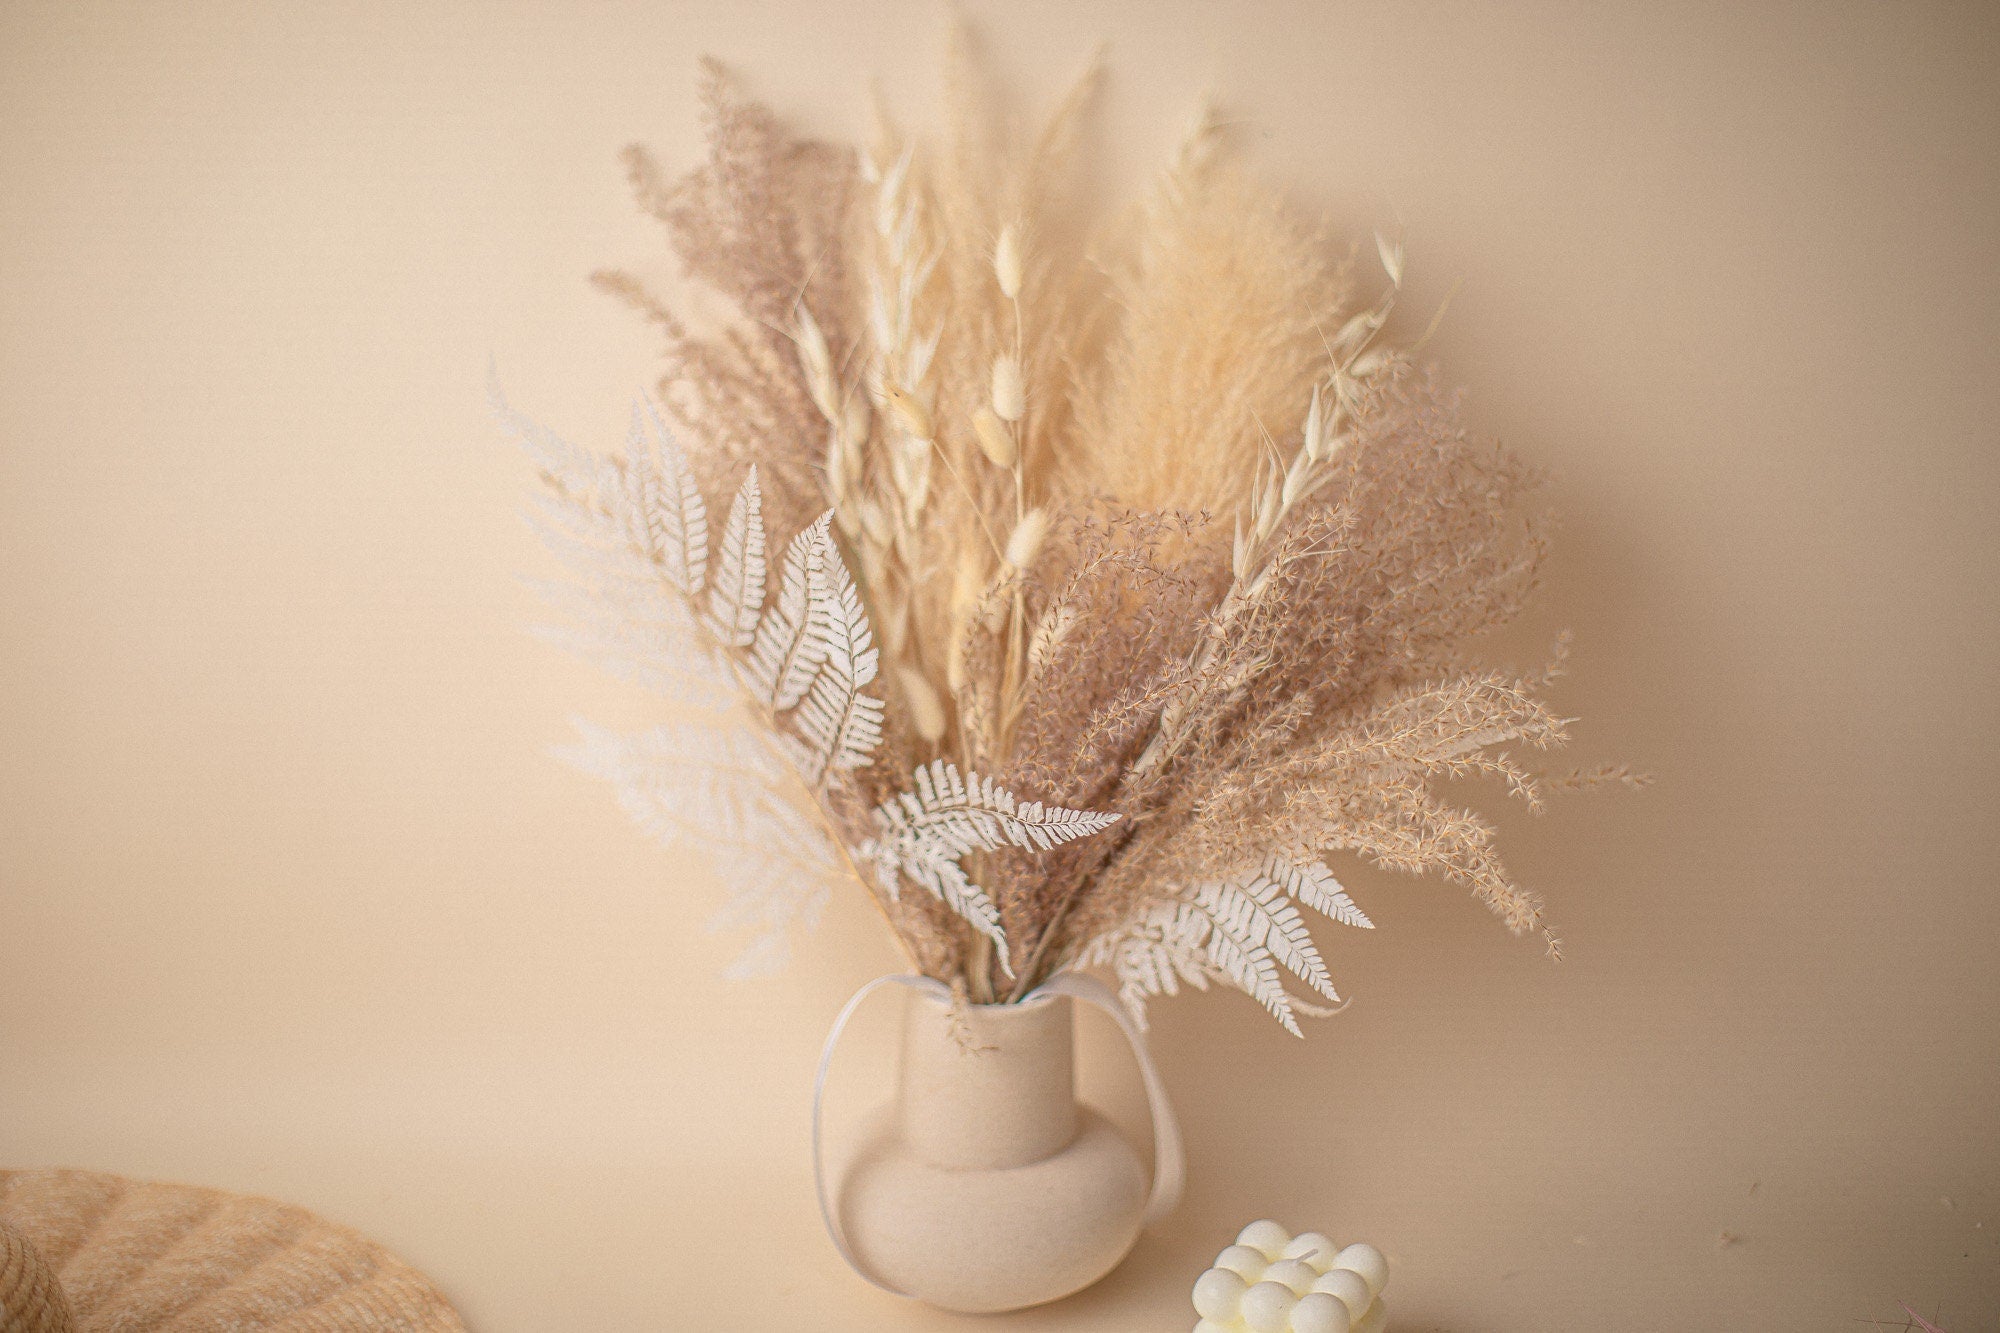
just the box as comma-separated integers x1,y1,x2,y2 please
499,36,1637,1315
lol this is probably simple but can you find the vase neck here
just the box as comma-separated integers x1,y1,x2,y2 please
896,992,1078,1169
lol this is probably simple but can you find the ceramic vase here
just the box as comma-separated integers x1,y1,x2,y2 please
835,989,1149,1312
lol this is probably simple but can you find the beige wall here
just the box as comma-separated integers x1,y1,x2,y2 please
2,2,1995,1328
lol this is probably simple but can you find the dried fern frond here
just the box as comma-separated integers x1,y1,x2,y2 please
508,381,1117,974
860,759,1118,967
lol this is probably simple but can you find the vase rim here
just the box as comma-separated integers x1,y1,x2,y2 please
906,985,1065,1014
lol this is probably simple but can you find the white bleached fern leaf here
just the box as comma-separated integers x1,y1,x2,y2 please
748,520,828,709
509,386,1119,969
1266,855,1373,929
522,575,738,712
558,718,843,976
499,383,736,712
786,516,885,784
705,464,767,649
861,759,1121,966
505,386,888,970
623,401,708,597
1084,853,1373,1035
1080,901,1217,1030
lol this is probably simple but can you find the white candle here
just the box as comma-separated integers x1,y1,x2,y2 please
1191,1220,1390,1333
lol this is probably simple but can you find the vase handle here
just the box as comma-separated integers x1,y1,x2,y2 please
811,972,949,1295
812,970,1186,1293
1026,970,1186,1227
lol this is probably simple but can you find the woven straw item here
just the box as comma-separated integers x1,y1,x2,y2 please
0,1169,467,1332
1,1217,75,1333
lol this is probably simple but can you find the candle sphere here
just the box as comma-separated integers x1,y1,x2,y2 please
1263,1258,1320,1295
1331,1243,1389,1298
1288,1291,1354,1333
1192,1267,1248,1321
1215,1243,1270,1281
1310,1266,1372,1318
1239,1279,1299,1333
1237,1219,1292,1259
1283,1231,1339,1269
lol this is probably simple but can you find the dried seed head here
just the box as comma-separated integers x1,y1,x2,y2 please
887,443,930,519
795,305,831,383
900,466,929,524
993,224,1023,300
1375,231,1404,287
866,285,895,356
795,307,837,421
898,665,947,742
953,539,988,600
977,587,1010,633
878,594,910,656
1280,450,1313,507
1254,469,1283,541
859,497,892,547
824,426,852,505
945,629,968,696
842,397,871,447
883,384,932,441
945,544,988,698
1347,348,1389,379
1004,508,1050,570
1332,308,1379,357
906,325,940,381
875,147,911,236
1026,604,1076,672
972,406,1017,469
991,354,1025,423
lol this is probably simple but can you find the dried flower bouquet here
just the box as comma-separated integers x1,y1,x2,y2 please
502,48,1636,1034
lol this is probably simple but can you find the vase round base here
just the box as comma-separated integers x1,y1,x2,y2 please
838,1103,1146,1313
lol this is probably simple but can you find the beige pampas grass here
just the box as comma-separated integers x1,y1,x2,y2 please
1065,124,1350,519
535,33,1634,1029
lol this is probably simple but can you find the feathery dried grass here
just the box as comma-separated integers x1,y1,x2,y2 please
592,58,859,541
1067,121,1351,519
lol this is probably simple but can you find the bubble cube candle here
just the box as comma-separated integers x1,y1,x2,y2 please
1192,1220,1389,1333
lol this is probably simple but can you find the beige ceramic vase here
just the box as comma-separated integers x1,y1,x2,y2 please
835,989,1151,1313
